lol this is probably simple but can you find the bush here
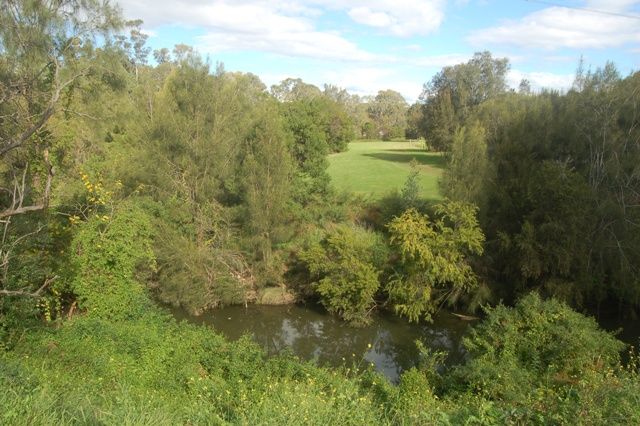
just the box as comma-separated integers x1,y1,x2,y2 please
299,224,388,325
68,202,155,321
448,293,639,423
386,202,484,322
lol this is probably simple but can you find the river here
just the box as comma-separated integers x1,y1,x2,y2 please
168,303,472,383
167,302,640,383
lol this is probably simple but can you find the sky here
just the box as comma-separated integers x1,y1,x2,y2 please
117,0,640,102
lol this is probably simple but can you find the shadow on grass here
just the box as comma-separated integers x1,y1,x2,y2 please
362,152,446,169
381,148,426,153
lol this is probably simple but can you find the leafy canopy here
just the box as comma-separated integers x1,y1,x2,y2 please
386,201,484,322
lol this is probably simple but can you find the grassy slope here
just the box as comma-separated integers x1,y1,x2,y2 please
327,140,444,200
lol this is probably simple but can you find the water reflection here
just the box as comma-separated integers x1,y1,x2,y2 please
168,303,472,383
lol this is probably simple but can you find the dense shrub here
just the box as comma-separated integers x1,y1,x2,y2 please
68,202,155,320
299,224,388,325
447,293,639,424
386,201,484,322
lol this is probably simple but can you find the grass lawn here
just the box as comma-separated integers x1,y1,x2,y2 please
327,140,444,200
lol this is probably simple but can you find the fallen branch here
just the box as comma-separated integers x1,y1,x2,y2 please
451,312,480,321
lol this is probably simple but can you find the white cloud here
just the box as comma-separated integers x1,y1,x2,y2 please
585,0,640,12
341,1,446,36
117,0,381,62
349,7,394,28
196,30,377,62
139,29,157,37
321,67,422,102
508,69,575,91
469,5,640,49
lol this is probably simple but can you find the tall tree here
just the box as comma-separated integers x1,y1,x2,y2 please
470,66,640,309
367,89,408,140
271,78,321,102
405,103,423,140
440,121,488,207
0,0,121,298
420,51,509,151
241,101,293,269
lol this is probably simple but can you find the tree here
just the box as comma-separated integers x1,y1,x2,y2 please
141,56,259,313
241,101,293,278
400,160,421,210
115,20,150,81
153,48,171,64
282,98,343,199
367,90,408,140
172,43,194,62
0,0,122,298
518,78,532,95
405,103,423,140
300,224,388,325
323,84,363,139
468,65,640,309
420,51,509,151
440,121,488,206
386,202,484,322
270,78,321,102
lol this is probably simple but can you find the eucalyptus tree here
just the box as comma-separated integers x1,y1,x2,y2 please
270,77,322,102
367,89,408,140
420,51,509,151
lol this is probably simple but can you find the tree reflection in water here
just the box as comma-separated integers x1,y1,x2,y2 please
169,303,472,383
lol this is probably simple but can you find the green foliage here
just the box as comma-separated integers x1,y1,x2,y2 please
400,159,421,210
2,13,639,423
440,121,488,207
151,215,248,314
271,77,322,102
0,0,124,301
471,68,640,307
283,96,354,201
448,293,640,424
404,103,423,140
69,202,155,320
0,306,391,425
241,101,294,277
386,201,484,322
421,51,509,151
457,293,624,399
367,90,408,140
1,257,639,425
283,99,332,197
300,224,388,325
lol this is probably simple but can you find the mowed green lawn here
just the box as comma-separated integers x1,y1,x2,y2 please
328,140,444,200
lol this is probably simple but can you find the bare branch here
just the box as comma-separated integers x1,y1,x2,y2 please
0,204,45,219
0,148,54,219
0,55,88,157
0,275,57,298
